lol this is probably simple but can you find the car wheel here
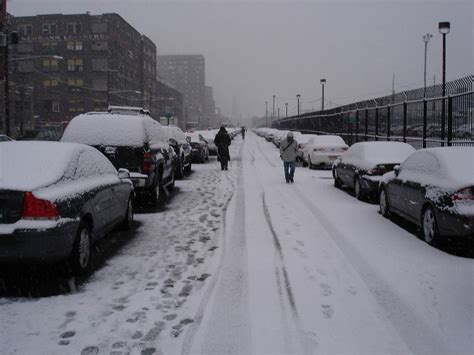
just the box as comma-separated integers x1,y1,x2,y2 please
168,169,175,191
308,156,313,169
422,206,440,245
185,161,192,173
69,221,92,276
120,197,134,230
302,159,308,167
354,176,366,201
379,188,390,218
176,159,184,179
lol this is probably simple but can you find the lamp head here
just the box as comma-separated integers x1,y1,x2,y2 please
320,79,326,85
438,22,450,34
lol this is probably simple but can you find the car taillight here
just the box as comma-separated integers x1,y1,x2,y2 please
452,187,474,202
142,151,152,174
22,192,60,219
368,165,387,176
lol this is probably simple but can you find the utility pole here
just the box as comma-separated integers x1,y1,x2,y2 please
297,94,301,116
277,107,280,120
272,94,275,122
320,79,326,111
285,103,288,118
391,72,395,104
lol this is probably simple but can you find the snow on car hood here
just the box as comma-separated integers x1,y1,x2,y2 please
0,141,81,191
62,113,147,147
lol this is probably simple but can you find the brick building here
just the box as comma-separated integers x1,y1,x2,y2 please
6,12,180,135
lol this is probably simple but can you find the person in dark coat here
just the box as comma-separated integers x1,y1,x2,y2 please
214,126,231,170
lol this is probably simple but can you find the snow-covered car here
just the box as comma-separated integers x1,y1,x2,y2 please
199,130,218,155
62,112,175,205
302,135,348,169
162,125,192,178
0,134,14,142
0,141,134,275
296,134,318,161
333,141,415,200
455,124,472,140
379,147,474,246
186,133,209,163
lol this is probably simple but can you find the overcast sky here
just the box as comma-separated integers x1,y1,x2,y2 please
8,0,473,119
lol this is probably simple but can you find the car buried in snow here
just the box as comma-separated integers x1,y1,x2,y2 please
186,133,210,163
61,112,175,206
0,134,14,142
379,147,474,246
0,141,134,275
162,125,192,178
302,135,348,169
333,141,415,201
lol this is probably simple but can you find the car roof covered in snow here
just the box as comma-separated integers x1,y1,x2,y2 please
308,135,348,146
0,141,97,191
62,113,163,147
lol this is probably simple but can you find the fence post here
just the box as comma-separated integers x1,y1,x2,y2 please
355,110,359,143
423,99,427,148
365,108,368,141
447,95,452,146
375,107,379,141
441,95,446,147
403,101,407,143
387,105,391,141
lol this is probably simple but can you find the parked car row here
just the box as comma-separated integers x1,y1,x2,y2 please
254,128,348,169
0,107,219,275
254,128,473,248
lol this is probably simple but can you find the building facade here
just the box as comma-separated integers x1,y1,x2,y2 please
157,55,205,128
204,85,215,128
7,12,162,136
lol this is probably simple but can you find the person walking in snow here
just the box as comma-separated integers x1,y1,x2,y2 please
241,126,246,139
214,126,231,170
279,131,298,183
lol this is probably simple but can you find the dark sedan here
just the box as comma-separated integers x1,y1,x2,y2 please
186,133,209,163
0,141,134,275
379,147,474,246
333,141,415,200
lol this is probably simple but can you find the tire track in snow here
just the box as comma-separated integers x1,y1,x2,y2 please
250,135,312,354
181,142,252,355
291,186,452,355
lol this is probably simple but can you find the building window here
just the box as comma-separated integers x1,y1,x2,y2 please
93,99,107,111
17,61,34,73
42,23,57,35
42,59,59,72
91,22,107,33
67,22,82,34
68,99,85,112
17,43,33,53
67,58,84,72
43,79,59,87
92,40,108,51
67,78,84,87
92,58,108,71
41,41,58,51
67,41,83,51
18,24,33,36
52,101,60,112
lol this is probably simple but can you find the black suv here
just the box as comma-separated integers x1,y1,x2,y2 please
62,112,175,205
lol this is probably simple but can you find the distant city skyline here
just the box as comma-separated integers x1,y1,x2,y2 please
8,0,473,119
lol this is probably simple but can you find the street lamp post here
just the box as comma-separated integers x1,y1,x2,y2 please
297,94,301,116
320,79,326,111
265,100,268,127
285,102,288,118
422,34,432,98
438,21,450,146
272,94,275,122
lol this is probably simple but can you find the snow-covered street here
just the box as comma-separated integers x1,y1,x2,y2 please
1,133,473,355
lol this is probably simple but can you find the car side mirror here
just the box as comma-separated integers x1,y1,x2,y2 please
394,165,400,176
118,168,130,180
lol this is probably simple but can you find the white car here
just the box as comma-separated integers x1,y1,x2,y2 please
296,134,318,161
198,130,218,155
302,135,348,169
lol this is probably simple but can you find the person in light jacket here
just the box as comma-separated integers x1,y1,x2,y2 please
279,132,298,183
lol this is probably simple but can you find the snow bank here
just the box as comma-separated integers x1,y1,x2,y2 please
62,113,149,147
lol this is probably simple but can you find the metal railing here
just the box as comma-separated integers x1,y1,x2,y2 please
274,76,473,148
